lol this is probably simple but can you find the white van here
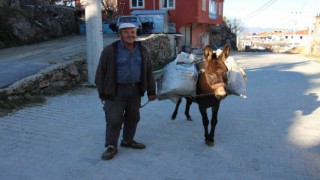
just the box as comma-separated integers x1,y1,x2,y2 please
116,16,142,36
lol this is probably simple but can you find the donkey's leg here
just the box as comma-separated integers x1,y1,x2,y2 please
199,106,210,145
184,98,193,121
171,98,182,120
208,102,221,146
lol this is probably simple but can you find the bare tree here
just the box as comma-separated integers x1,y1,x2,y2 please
101,0,117,23
223,18,243,50
209,18,243,50
224,17,243,40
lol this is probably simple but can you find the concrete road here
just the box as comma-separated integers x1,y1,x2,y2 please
0,51,319,179
0,34,119,88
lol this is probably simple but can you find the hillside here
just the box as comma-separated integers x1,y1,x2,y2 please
0,0,76,49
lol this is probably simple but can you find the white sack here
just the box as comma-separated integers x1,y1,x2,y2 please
157,59,198,101
176,52,195,64
225,57,247,98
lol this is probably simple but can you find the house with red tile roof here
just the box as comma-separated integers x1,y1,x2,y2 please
283,29,310,46
238,28,313,52
250,29,310,46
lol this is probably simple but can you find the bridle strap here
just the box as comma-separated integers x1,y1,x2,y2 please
213,83,226,90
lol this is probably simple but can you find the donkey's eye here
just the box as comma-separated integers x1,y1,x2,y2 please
206,73,218,85
206,73,216,80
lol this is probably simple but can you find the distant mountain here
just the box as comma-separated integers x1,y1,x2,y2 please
241,27,291,34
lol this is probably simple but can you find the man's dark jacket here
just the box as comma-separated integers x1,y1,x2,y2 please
95,40,156,100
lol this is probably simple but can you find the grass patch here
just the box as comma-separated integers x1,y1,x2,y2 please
0,85,83,117
304,55,320,58
41,85,75,96
0,95,46,117
0,95,46,109
304,54,320,63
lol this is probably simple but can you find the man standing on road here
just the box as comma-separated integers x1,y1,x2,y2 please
95,23,157,160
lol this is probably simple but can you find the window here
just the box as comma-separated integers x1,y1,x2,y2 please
130,0,144,8
161,0,175,9
209,0,217,19
202,0,206,11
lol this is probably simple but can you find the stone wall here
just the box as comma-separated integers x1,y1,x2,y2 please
140,34,174,65
0,60,87,103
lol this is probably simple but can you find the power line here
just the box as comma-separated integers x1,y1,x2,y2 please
242,0,277,20
241,0,278,21
291,0,307,26
271,0,311,29
300,0,308,13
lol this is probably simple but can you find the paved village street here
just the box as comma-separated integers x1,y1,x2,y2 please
0,35,320,179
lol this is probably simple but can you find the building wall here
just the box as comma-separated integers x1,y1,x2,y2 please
283,34,309,45
118,0,224,48
197,0,224,25
191,23,210,48
179,26,191,49
118,0,223,32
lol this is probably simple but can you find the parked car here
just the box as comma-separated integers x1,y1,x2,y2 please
116,15,142,36
109,22,117,32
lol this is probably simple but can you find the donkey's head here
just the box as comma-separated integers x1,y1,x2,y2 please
201,45,230,100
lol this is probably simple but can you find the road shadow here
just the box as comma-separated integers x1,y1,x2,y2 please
214,59,320,176
167,59,320,178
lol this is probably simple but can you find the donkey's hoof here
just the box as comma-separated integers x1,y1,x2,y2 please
187,117,193,121
205,140,214,147
171,115,177,120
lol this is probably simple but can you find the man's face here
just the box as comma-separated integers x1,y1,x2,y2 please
119,27,137,44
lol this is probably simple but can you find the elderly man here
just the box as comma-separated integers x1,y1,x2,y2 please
95,23,157,160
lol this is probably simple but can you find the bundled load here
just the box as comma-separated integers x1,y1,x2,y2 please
224,57,247,98
157,49,247,102
157,52,199,102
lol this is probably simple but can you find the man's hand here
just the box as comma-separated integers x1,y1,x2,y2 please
148,95,157,101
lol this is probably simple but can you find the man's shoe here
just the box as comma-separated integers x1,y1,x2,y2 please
120,140,146,149
101,147,118,160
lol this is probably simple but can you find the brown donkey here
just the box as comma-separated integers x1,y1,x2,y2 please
171,45,230,146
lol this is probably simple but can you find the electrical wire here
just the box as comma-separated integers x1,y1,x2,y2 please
241,0,278,21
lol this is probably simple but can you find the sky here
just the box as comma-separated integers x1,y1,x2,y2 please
223,0,320,30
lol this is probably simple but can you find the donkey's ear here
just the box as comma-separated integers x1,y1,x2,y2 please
203,45,214,62
218,44,231,61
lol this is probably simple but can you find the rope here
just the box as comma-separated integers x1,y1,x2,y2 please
140,100,150,108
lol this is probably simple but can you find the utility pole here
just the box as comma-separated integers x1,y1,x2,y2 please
292,20,296,47
85,0,103,84
236,29,240,50
305,0,318,55
291,12,301,47
305,20,314,55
